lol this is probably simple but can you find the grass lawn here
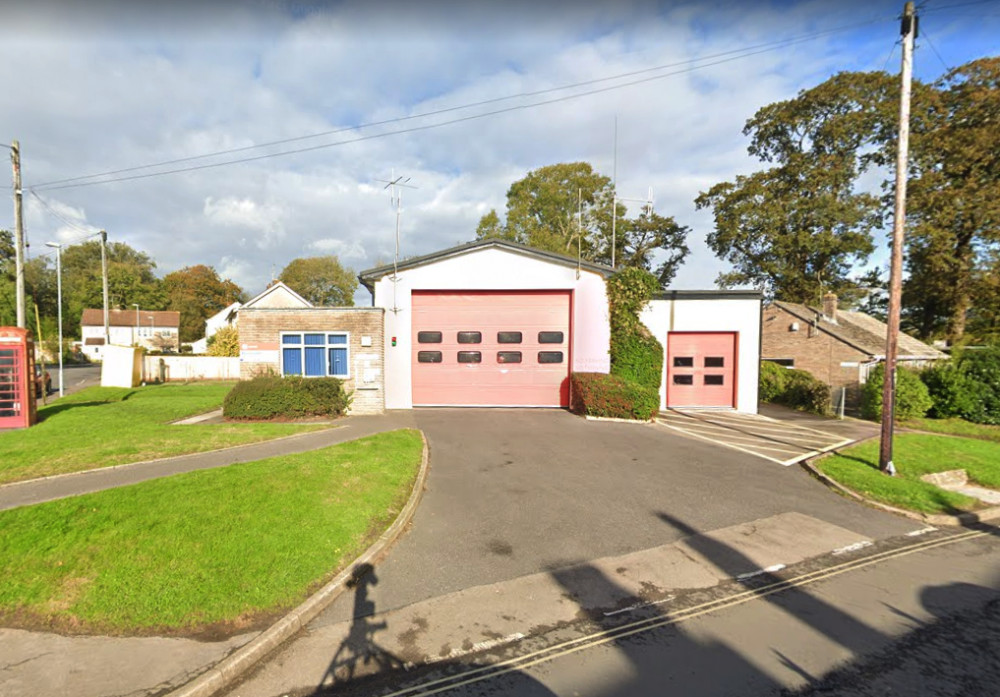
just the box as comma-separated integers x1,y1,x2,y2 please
0,429,423,636
902,417,1000,444
0,383,331,485
818,433,1000,515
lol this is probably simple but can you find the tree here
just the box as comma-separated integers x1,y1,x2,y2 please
60,240,165,338
903,57,1000,343
163,265,244,343
695,72,894,303
207,325,240,357
278,256,357,306
476,162,690,287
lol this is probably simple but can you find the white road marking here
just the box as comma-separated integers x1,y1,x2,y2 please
906,527,938,536
603,596,675,617
425,633,527,664
832,541,874,555
735,564,785,581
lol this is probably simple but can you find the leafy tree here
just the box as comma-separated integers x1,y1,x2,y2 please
695,72,894,303
476,162,690,287
60,240,165,338
207,325,240,357
278,255,357,306
903,57,1000,343
163,265,243,343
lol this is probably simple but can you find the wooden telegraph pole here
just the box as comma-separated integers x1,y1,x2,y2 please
100,230,110,344
10,140,26,329
879,1,917,474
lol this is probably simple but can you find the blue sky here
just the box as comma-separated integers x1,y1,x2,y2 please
3,0,998,301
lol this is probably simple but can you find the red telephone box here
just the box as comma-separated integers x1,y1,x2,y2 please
0,327,37,429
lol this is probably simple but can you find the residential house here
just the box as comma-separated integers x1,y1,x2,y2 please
761,293,947,412
191,282,312,353
80,309,181,360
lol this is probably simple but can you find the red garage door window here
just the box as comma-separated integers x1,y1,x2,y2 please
666,332,737,408
412,291,571,407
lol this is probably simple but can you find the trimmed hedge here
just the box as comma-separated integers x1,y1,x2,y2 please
570,372,659,421
759,361,832,416
223,375,351,420
861,363,932,422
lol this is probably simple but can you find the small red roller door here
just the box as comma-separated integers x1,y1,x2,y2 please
412,291,571,407
666,332,737,408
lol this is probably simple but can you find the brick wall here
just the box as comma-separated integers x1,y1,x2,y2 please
238,308,386,415
761,305,869,410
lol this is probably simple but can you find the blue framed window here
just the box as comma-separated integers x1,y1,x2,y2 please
280,332,349,378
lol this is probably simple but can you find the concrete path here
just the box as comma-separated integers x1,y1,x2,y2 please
0,411,417,511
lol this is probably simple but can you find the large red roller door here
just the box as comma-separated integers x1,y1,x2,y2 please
666,332,737,408
411,291,571,407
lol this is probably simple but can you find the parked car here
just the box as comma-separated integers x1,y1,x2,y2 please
35,364,52,398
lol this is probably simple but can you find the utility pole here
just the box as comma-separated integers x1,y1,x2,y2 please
100,230,110,345
46,242,64,398
10,140,26,328
375,170,416,313
879,1,917,475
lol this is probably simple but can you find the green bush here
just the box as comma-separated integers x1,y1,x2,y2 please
861,364,933,422
606,268,664,391
957,347,1000,425
570,372,659,421
759,360,789,402
223,375,351,420
921,361,985,419
758,362,830,415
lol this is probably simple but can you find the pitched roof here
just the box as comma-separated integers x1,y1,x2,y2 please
242,281,313,309
358,238,614,289
772,301,947,359
81,309,180,328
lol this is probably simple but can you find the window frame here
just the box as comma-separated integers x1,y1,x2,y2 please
280,331,350,379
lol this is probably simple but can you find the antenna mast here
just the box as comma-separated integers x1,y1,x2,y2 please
375,169,417,313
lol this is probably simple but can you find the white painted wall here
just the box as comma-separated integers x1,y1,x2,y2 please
142,356,240,381
372,247,611,409
641,296,761,413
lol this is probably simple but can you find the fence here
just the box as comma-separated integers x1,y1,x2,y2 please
142,356,240,382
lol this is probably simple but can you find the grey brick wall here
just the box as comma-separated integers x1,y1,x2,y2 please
238,308,386,414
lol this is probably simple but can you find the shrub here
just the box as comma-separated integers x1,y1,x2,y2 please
921,360,985,420
759,361,789,402
223,375,351,420
861,363,933,421
758,362,830,415
207,326,240,357
606,268,663,391
570,372,659,421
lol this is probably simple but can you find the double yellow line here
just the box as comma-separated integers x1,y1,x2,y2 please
379,529,989,697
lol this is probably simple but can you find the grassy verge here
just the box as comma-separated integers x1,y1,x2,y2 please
817,433,1000,515
0,429,423,636
0,383,330,485
902,417,1000,444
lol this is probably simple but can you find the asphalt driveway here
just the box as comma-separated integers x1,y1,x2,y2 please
310,408,914,628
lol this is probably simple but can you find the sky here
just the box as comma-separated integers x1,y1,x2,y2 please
3,0,999,303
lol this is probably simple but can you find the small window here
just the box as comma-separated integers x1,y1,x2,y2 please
538,351,563,364
704,357,725,368
457,351,482,363
282,335,302,345
457,331,482,344
538,331,564,344
673,357,694,367
328,334,348,345
304,333,325,346
497,351,522,364
417,351,443,363
673,375,694,385
704,375,725,385
417,331,442,343
497,331,522,344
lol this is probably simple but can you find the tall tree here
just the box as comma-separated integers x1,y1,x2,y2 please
163,265,244,343
278,256,357,306
695,72,894,303
60,240,165,338
476,162,690,287
903,57,1000,343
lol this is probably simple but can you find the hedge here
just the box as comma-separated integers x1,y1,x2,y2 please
861,363,932,422
223,375,351,420
921,348,1000,425
570,372,659,421
758,361,831,416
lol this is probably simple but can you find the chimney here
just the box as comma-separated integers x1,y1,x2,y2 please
822,292,838,322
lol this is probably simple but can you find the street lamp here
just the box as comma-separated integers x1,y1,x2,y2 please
133,303,140,345
44,242,64,398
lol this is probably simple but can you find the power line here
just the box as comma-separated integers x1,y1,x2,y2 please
921,0,998,13
919,29,955,73
31,15,893,192
28,189,101,235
